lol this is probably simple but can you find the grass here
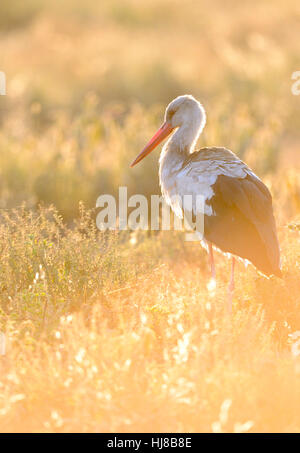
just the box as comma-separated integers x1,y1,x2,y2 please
0,0,300,433
0,206,300,432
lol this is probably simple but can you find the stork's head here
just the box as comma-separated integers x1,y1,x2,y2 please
164,95,205,130
130,95,206,167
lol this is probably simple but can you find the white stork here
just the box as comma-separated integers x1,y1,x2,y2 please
130,95,281,308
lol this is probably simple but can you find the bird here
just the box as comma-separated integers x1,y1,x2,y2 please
130,95,281,310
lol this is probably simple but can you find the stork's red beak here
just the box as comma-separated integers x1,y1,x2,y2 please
130,122,174,167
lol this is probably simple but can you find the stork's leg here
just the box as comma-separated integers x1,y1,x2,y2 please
207,242,217,293
227,257,235,313
208,242,216,280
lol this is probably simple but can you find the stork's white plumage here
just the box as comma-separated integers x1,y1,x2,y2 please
130,95,281,306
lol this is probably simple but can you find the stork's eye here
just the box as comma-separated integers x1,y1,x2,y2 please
167,108,176,121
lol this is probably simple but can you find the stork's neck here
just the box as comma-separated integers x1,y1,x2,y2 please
160,119,204,174
164,103,206,157
159,102,206,182
169,123,201,155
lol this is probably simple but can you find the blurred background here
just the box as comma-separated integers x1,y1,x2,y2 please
0,0,299,223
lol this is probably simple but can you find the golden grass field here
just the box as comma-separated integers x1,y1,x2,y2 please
0,0,300,433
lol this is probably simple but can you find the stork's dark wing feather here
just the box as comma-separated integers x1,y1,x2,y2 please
204,173,281,277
